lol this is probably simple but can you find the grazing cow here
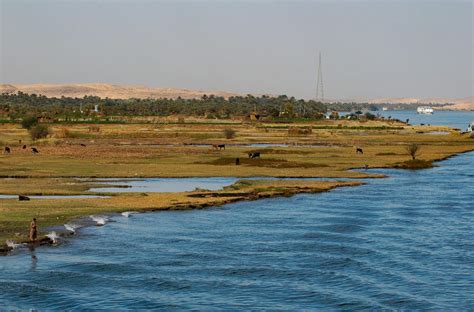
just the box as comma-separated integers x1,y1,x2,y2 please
356,148,364,154
212,144,225,150
235,157,240,165
31,147,39,154
80,143,86,147
4,146,11,154
19,195,30,201
248,152,261,159
22,145,27,149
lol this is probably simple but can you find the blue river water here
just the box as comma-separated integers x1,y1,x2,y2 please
376,110,473,130
342,110,474,130
1,151,473,310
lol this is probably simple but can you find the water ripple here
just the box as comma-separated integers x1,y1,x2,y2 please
0,151,473,310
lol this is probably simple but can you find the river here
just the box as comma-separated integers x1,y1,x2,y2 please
1,150,472,310
365,110,474,130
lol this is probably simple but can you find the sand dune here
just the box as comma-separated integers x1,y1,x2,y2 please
366,97,473,110
0,83,238,100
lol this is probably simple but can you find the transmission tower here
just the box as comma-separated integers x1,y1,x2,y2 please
316,51,324,102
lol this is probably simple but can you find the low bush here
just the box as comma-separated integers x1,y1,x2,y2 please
223,128,236,139
288,127,312,136
29,125,50,140
406,143,420,160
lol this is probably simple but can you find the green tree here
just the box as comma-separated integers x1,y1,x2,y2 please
21,116,38,129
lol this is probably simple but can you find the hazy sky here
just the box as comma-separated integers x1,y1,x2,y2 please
1,0,472,99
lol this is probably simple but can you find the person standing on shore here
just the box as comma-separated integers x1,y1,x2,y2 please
29,218,38,241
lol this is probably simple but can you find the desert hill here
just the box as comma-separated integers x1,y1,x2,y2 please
365,97,473,110
0,83,238,100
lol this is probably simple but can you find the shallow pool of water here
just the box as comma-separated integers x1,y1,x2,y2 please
88,177,239,193
1,152,473,310
87,176,354,193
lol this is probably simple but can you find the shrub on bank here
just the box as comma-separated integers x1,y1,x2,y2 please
406,143,420,160
29,124,50,140
223,128,236,139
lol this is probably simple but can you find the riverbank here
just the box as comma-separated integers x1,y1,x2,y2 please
1,120,473,252
0,179,362,254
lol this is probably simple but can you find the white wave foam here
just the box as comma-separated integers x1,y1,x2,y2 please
46,231,60,243
90,215,108,225
5,240,23,249
121,211,138,218
64,223,80,233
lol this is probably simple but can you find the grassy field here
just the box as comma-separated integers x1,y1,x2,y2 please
1,118,473,248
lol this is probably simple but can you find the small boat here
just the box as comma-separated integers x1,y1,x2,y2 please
417,106,434,114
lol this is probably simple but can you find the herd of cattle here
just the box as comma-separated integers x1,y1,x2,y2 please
3,145,39,154
3,142,365,201
3,142,365,157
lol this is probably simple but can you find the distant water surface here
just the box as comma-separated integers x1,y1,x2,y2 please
368,110,473,130
0,151,473,310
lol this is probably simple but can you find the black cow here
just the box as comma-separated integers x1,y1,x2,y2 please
80,143,86,147
31,147,39,154
235,157,240,165
19,195,30,201
22,145,27,149
248,152,261,159
212,144,225,150
356,148,364,154
4,146,11,154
